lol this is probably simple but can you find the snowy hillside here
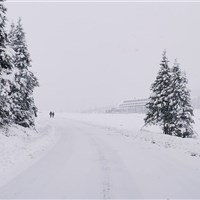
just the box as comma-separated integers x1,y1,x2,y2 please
62,110,200,156
0,116,59,188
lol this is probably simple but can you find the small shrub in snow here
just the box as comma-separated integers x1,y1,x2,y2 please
190,152,198,157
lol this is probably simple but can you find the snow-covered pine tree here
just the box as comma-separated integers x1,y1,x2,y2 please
145,50,174,135
170,60,194,137
8,18,39,127
0,0,15,126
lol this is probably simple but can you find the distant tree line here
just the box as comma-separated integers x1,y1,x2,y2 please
145,50,194,138
0,0,39,128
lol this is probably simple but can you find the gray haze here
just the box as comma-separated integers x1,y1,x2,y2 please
6,1,200,112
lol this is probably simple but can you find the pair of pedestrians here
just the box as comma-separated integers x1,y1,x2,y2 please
49,111,55,118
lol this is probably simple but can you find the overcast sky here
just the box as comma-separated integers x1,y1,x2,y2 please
5,1,200,112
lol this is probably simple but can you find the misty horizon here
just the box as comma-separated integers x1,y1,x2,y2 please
5,1,200,112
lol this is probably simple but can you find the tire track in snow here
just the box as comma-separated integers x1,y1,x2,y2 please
88,135,111,199
80,123,142,199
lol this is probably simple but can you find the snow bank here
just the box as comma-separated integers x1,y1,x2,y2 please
62,110,200,158
0,116,59,187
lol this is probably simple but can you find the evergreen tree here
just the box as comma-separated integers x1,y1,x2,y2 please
145,51,194,138
0,0,15,126
170,60,194,137
145,50,174,135
8,18,39,127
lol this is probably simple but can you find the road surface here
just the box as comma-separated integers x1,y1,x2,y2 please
0,117,200,198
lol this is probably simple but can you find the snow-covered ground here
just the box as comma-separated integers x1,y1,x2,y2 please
0,115,60,188
62,110,200,157
0,110,200,198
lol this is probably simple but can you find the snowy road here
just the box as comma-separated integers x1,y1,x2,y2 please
0,116,200,198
